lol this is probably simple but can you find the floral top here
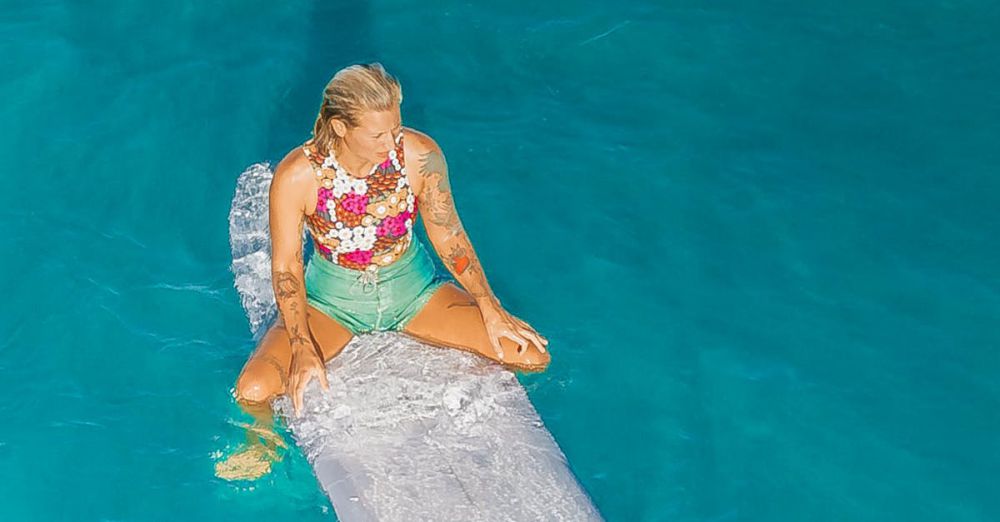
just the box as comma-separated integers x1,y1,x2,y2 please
302,132,418,272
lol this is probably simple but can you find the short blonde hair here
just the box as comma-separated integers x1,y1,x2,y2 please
311,62,403,155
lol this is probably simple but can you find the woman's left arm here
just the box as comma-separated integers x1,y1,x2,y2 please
412,134,548,360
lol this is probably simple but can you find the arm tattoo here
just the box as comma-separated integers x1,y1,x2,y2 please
448,245,471,274
418,151,462,237
273,214,312,350
418,148,497,304
273,270,310,348
446,245,486,297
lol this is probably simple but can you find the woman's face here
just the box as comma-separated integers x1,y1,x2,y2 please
336,106,402,164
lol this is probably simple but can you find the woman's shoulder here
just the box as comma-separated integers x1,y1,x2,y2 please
402,127,446,196
403,126,442,155
269,143,315,196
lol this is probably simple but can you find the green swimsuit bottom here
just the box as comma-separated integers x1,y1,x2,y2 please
304,237,450,335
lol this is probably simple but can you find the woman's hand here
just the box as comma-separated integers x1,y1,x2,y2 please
479,303,548,362
288,341,330,416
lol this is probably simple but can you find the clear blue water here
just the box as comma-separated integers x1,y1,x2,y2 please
2,0,998,520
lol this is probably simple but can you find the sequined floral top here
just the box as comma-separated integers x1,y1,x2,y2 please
302,132,418,272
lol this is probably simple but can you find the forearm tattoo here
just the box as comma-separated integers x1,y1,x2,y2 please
273,213,312,350
273,270,310,348
418,149,496,303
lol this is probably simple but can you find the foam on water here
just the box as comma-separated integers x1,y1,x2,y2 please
229,162,280,337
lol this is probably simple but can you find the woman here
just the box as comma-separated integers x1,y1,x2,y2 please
215,63,550,480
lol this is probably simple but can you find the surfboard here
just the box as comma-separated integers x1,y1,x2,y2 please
230,162,604,521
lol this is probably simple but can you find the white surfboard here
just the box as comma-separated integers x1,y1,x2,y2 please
230,162,604,521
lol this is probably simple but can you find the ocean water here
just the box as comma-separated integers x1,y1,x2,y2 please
2,0,998,520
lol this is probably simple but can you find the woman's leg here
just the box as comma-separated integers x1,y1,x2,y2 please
233,303,354,403
216,303,354,481
401,282,551,372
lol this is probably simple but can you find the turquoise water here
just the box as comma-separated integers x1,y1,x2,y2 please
2,0,998,520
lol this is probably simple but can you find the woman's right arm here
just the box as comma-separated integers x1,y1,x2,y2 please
269,157,329,414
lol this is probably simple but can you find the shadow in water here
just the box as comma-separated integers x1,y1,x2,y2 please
263,0,379,158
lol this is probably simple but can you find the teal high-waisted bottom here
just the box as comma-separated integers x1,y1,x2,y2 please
304,238,449,335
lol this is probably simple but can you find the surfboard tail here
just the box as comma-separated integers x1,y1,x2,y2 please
229,161,277,339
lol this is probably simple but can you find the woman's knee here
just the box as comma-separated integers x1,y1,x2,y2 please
500,337,551,369
522,347,552,369
235,361,285,404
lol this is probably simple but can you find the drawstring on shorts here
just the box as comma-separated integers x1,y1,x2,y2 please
350,265,386,329
352,265,380,295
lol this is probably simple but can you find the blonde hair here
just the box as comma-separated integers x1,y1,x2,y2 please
310,62,403,155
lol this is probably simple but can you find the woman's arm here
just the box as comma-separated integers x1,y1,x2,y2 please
413,138,499,308
269,161,313,351
411,133,547,357
268,156,329,413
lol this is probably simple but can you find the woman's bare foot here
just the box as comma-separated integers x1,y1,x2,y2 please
214,422,288,481
215,444,278,481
